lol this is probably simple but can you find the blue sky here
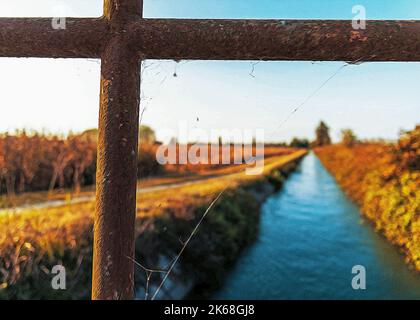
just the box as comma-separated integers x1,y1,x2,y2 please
1,1,420,142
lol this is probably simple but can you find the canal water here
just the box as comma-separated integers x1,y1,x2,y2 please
213,153,420,299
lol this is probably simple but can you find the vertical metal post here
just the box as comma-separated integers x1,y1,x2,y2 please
92,0,142,300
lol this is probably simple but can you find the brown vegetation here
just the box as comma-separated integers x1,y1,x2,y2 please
0,129,296,197
0,150,307,299
315,125,420,271
0,131,97,196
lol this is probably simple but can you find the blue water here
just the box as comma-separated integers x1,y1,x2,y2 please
214,153,420,299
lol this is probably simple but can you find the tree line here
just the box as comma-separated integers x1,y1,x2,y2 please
0,130,96,196
0,120,380,196
289,120,359,149
0,126,160,196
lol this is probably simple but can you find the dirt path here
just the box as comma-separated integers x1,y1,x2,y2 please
0,151,306,215
0,172,238,214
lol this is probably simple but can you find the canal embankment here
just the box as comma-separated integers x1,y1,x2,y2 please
315,142,419,273
134,150,308,299
0,150,307,299
213,152,420,300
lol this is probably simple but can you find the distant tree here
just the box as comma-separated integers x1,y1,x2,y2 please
290,137,310,148
0,138,4,193
68,134,96,194
139,125,156,146
0,131,98,195
0,126,168,196
48,138,73,192
341,129,357,147
19,131,42,193
2,133,17,196
314,121,332,146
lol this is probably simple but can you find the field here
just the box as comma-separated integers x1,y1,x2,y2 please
0,128,293,208
0,148,307,298
315,127,420,271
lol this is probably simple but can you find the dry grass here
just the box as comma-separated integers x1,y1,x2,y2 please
0,147,297,210
0,150,307,296
316,143,419,272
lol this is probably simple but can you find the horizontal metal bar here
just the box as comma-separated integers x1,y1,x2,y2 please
129,19,420,62
0,18,108,58
2,18,420,61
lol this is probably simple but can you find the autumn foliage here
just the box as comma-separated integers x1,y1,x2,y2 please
315,125,420,271
0,151,306,298
0,131,96,196
0,129,295,197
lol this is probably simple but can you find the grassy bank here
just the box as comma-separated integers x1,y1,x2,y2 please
137,155,306,299
0,150,307,299
315,132,419,271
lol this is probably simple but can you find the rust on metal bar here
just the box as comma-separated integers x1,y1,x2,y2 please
0,18,108,58
130,19,420,62
2,17,420,61
92,0,142,300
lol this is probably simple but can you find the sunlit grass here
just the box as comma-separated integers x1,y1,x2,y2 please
316,140,420,272
0,150,307,296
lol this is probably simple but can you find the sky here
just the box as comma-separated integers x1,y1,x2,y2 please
1,1,420,143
